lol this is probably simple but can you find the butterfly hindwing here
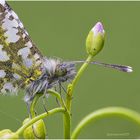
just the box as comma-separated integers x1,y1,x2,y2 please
0,0,44,94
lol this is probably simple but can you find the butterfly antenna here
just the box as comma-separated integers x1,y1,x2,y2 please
72,60,133,73
58,82,67,109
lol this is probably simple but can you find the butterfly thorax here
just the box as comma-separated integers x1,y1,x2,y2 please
24,58,76,102
43,58,76,83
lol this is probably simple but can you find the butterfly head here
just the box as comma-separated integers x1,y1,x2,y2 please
43,58,76,83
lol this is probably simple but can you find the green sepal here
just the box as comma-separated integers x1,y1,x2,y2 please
23,118,47,139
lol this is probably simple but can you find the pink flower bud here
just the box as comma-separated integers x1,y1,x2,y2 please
86,22,105,56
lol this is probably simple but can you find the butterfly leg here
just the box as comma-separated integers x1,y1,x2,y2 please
56,97,61,107
58,82,67,111
42,94,48,113
59,82,74,100
26,101,32,118
54,86,60,106
60,82,67,95
59,82,74,116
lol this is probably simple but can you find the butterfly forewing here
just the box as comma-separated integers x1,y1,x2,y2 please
0,1,44,94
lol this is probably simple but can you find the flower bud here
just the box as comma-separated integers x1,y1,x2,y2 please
0,129,19,139
23,118,47,139
86,22,105,56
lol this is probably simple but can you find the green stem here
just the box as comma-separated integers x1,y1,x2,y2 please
30,94,42,118
47,89,64,107
47,88,70,139
15,107,65,136
63,111,71,139
66,54,93,112
30,89,64,118
63,55,93,139
71,107,140,139
47,89,70,138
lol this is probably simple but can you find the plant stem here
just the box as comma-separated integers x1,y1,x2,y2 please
15,107,65,136
30,94,42,118
66,54,93,112
47,89,70,138
71,107,140,139
47,89,71,139
47,89,64,107
63,110,71,139
63,55,93,139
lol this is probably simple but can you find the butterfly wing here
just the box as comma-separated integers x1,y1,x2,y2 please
0,0,44,94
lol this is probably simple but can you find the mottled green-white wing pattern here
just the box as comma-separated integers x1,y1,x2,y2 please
0,0,43,94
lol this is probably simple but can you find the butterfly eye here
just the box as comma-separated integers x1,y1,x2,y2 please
61,68,67,75
55,66,67,77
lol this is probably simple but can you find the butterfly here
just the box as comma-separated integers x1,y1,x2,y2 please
0,0,132,104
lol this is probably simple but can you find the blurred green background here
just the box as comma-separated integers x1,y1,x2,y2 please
0,1,140,139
